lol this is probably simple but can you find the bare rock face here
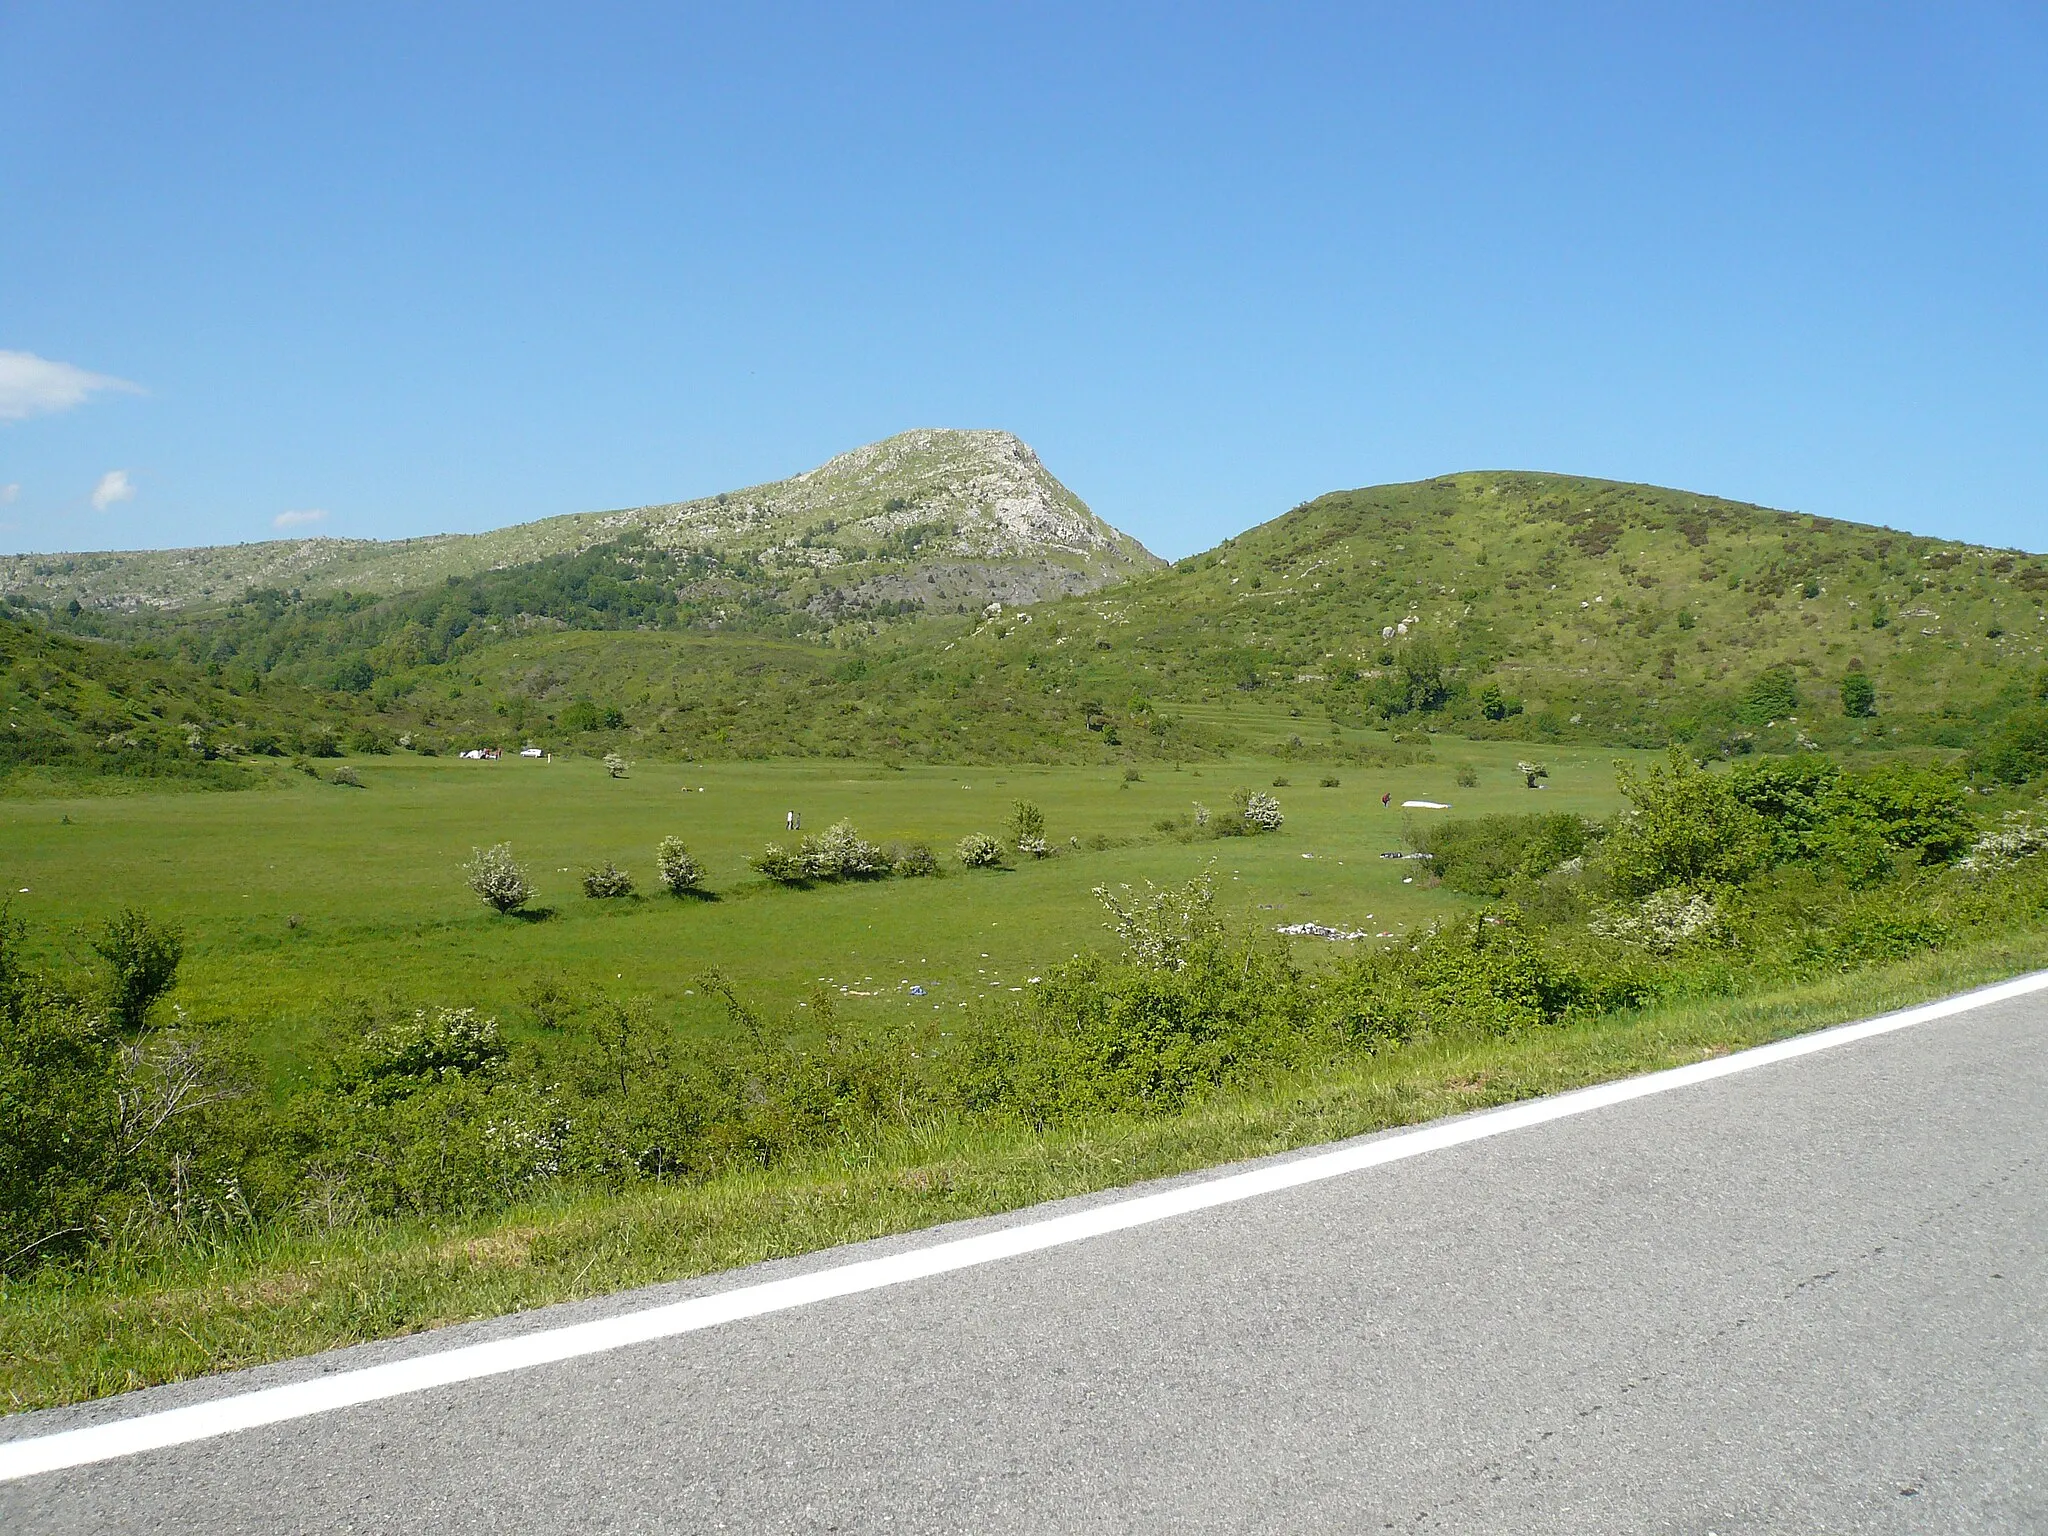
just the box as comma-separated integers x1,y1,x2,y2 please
0,429,1159,613
600,428,1155,577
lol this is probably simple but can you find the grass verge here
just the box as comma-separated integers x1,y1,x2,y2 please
7,929,2047,1414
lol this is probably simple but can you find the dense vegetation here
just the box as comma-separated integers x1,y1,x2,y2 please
7,749,2043,1280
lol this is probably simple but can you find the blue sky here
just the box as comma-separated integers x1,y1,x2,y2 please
3,3,2044,560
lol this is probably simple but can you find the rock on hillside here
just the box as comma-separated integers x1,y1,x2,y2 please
0,430,1159,613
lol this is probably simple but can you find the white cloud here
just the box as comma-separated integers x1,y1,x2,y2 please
0,484,17,505
90,470,134,510
273,508,328,529
0,351,143,420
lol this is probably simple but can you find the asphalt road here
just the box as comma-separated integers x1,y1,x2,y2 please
6,986,2046,1533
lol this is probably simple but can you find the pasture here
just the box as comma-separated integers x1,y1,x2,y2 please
0,734,1654,1089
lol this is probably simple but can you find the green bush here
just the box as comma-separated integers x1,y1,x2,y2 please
581,861,635,898
1411,813,1591,896
1599,753,1772,898
91,909,184,1030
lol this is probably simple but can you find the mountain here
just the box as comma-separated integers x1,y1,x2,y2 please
0,430,1160,614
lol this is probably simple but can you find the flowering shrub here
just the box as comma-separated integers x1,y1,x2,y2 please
330,765,364,788
1093,867,1220,971
1232,788,1284,832
603,753,628,778
957,832,1003,868
463,844,534,914
803,820,888,880
1590,888,1727,953
1958,811,2048,873
581,861,635,899
654,836,704,893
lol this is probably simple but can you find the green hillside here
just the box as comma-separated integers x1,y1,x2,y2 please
927,471,2048,755
8,468,2048,778
0,614,398,791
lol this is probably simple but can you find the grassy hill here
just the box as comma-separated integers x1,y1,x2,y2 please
8,467,2048,776
0,614,398,791
918,471,2048,755
0,429,1160,614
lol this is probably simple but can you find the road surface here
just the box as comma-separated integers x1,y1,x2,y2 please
5,981,2045,1532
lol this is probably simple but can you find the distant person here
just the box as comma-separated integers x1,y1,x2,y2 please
1382,792,1391,806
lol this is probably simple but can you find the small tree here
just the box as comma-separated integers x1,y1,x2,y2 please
1840,670,1877,718
654,836,704,894
957,832,1003,868
92,909,184,1030
464,843,535,914
581,861,634,898
603,753,628,778
1517,760,1549,789
1010,800,1049,858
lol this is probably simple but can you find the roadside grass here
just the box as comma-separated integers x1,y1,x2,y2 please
0,738,1659,1088
7,927,2043,1414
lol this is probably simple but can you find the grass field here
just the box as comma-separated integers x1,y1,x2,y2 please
0,733,1660,1088
7,927,2042,1412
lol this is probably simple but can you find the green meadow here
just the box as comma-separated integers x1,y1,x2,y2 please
0,733,1657,1089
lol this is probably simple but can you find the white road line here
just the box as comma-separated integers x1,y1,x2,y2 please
6,969,2045,1483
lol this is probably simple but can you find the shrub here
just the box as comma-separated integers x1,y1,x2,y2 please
464,844,535,914
92,909,184,1030
957,832,1003,868
654,837,704,894
581,862,635,899
1827,762,1974,867
1320,776,1341,788
1600,753,1771,898
1740,665,1801,724
1455,764,1479,788
1970,707,2048,786
1232,788,1284,832
603,753,628,779
802,820,887,880
1590,888,1727,953
1516,761,1548,788
1412,813,1592,897
1009,800,1047,857
1092,867,1221,972
887,841,940,877
330,765,364,788
753,842,808,883
1840,671,1877,718
1958,812,2048,873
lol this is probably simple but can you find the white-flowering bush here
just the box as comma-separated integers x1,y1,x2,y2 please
957,832,1004,868
1232,788,1284,832
654,836,704,893
330,765,364,788
463,843,535,914
603,752,628,778
1590,888,1725,953
1094,867,1221,971
802,819,888,880
1957,811,2048,874
1192,802,1211,829
581,861,634,898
